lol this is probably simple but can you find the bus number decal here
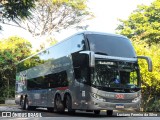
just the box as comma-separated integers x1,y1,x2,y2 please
115,94,124,99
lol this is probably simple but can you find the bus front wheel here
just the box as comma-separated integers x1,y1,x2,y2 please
65,95,75,113
24,97,36,110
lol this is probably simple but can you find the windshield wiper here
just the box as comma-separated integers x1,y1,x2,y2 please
95,52,108,55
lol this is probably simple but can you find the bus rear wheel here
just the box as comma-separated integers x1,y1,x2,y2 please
65,95,75,113
54,95,64,113
20,99,25,110
24,97,29,110
107,110,113,116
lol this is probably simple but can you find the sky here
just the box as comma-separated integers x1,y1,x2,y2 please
0,0,153,50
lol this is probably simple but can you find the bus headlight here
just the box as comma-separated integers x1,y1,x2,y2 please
90,93,106,102
15,95,21,98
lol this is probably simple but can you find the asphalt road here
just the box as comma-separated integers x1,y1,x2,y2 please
0,105,159,120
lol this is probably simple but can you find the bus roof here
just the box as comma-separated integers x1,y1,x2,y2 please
80,31,127,38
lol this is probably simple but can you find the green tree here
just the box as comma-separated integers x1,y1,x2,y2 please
132,39,160,94
132,38,160,111
116,0,160,44
4,0,94,37
0,36,32,103
0,0,36,30
116,0,160,111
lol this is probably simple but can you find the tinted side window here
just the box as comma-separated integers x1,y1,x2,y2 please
17,55,42,73
38,40,70,61
46,40,71,59
27,71,68,90
39,50,50,61
27,77,48,90
74,67,90,85
70,34,85,53
48,71,68,88
17,34,84,73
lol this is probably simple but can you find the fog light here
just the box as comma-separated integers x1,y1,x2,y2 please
90,93,106,102
132,96,140,103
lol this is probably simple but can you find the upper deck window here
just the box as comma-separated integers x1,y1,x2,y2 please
86,34,136,58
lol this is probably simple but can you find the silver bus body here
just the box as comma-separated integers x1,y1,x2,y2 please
15,31,152,115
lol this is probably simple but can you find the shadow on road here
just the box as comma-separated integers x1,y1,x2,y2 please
22,108,116,117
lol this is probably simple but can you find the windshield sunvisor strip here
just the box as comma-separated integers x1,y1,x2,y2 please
95,54,137,62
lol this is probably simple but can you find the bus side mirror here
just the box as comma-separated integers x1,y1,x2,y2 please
137,56,152,72
79,51,95,67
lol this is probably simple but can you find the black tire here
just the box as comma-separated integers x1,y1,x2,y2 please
94,110,100,115
54,95,65,113
20,99,25,110
107,110,113,116
24,97,29,110
24,97,36,110
65,95,75,113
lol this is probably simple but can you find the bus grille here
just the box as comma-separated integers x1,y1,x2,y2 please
106,99,132,103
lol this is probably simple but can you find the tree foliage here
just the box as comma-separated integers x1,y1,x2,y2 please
116,0,160,44
0,36,32,102
0,0,36,29
4,0,93,37
132,39,160,94
133,39,160,111
0,0,36,20
116,0,160,111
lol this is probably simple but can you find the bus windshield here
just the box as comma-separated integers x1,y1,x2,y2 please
86,34,136,58
91,60,140,93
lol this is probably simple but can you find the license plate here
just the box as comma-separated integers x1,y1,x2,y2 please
116,104,124,108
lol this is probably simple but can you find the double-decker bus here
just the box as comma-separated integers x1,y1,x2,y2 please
15,31,152,116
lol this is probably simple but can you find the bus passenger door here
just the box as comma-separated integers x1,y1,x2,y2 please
72,52,90,109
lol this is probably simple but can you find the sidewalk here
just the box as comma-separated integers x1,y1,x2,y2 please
0,104,20,111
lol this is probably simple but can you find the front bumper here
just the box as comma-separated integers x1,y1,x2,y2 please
84,98,141,111
15,94,21,105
